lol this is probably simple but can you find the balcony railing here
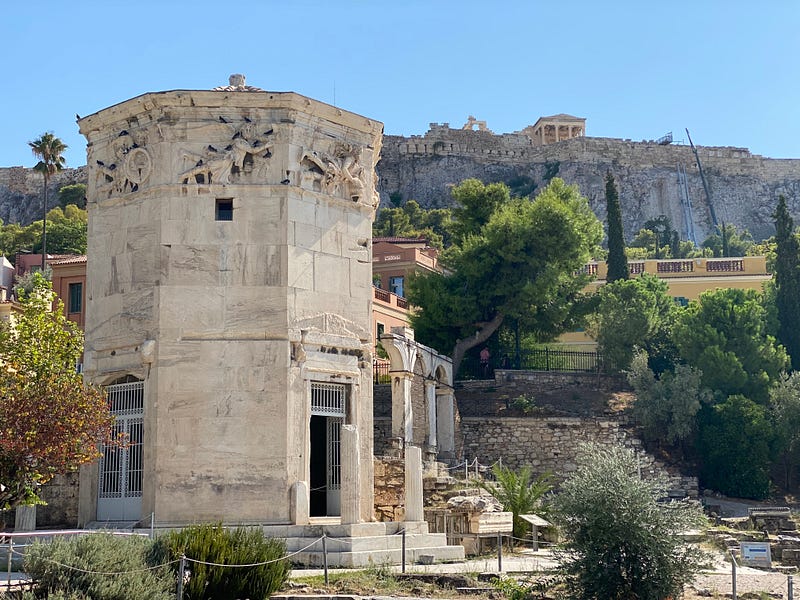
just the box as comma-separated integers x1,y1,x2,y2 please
656,260,694,273
374,287,390,302
628,261,645,275
706,259,745,272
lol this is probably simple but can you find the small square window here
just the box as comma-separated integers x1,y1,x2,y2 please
68,282,83,314
216,199,233,221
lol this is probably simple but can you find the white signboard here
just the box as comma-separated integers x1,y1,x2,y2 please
740,542,772,568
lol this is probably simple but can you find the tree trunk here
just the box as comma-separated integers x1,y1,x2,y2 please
451,312,505,377
41,175,48,271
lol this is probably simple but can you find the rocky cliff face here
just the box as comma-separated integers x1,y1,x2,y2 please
377,127,800,242
0,166,86,225
4,127,799,243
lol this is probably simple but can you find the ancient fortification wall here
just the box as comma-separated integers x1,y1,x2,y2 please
377,125,800,241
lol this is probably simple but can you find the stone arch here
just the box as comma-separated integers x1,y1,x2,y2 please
380,329,456,461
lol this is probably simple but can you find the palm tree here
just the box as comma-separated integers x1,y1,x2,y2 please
29,132,67,271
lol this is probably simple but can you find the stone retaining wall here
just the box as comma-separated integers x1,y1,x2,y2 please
461,416,697,497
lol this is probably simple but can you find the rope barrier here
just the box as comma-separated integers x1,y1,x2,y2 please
185,535,326,567
10,546,180,576
8,534,327,577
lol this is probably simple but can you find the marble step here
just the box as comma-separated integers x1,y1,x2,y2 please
284,532,451,553
289,544,465,567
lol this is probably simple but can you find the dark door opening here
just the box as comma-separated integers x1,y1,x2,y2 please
309,415,327,517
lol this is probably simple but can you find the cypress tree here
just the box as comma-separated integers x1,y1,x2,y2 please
605,172,628,282
775,195,800,370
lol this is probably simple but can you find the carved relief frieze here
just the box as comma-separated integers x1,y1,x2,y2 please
179,123,274,186
299,142,368,203
94,130,151,198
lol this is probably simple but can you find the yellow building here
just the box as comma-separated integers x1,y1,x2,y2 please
560,256,771,349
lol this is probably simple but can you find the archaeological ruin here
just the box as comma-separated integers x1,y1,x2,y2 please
76,76,383,527
71,76,464,565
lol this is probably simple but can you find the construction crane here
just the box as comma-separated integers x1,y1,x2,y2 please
676,162,698,245
685,128,719,227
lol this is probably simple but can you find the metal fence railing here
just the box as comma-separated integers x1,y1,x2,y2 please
373,359,391,384
457,348,602,380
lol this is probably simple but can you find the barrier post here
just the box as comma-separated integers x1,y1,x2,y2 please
6,538,12,592
730,551,737,600
401,529,406,573
497,532,502,572
176,554,186,600
150,512,155,539
322,535,329,586
789,574,793,600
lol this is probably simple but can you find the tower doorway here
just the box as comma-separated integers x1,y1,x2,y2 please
309,382,346,517
97,379,144,521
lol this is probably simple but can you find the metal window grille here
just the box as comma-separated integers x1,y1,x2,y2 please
327,417,342,491
99,381,144,499
310,382,346,417
107,381,145,414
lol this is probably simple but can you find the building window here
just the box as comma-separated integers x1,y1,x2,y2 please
674,296,689,307
389,276,404,298
68,282,83,314
215,198,233,221
377,322,385,340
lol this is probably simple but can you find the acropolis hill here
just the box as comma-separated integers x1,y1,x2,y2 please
377,117,800,242
3,114,800,241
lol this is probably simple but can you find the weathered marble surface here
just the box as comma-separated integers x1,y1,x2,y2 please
78,86,382,526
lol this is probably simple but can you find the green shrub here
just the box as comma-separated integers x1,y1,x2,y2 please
21,589,91,600
151,523,289,600
476,464,552,540
23,533,173,600
510,394,536,414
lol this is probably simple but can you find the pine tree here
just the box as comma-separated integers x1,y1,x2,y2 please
774,195,800,370
605,172,628,282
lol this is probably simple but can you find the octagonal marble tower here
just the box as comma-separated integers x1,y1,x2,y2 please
77,77,383,526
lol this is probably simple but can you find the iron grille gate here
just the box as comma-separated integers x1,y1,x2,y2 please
311,382,346,515
97,381,144,521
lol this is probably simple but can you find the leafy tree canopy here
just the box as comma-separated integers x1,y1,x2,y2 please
701,223,755,257
0,273,115,508
770,372,800,489
588,273,678,373
373,200,452,248
555,443,707,600
408,178,602,374
673,287,788,404
628,349,710,447
0,205,87,258
32,207,87,255
698,394,774,499
773,195,800,370
58,183,87,210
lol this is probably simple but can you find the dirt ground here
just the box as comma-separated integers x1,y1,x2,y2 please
686,569,795,599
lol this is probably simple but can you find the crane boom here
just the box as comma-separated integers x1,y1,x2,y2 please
685,128,718,227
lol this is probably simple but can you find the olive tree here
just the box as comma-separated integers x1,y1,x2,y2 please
554,444,707,600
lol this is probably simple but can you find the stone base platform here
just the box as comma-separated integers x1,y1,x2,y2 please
264,520,465,567
84,519,465,567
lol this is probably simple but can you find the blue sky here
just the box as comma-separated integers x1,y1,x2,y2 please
1,1,798,168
